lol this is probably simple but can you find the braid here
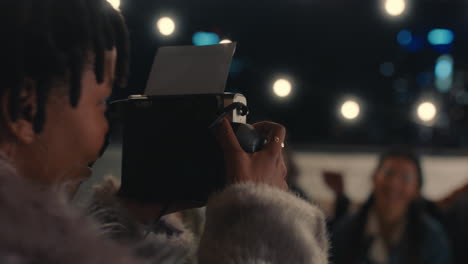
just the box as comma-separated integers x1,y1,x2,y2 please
0,0,130,133
33,79,49,133
69,48,85,108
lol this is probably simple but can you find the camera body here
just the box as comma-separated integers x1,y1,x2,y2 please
109,93,263,204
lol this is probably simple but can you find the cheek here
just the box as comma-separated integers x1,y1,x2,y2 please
80,107,109,158
50,101,108,164
373,174,386,192
403,185,419,200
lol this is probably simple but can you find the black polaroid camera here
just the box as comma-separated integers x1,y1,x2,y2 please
110,92,265,204
110,43,266,204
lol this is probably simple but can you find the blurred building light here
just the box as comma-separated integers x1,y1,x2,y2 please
394,78,408,91
417,102,437,123
397,30,412,46
192,32,220,46
220,39,233,44
435,55,453,79
407,35,424,53
435,55,453,93
385,0,406,16
428,29,454,46
416,72,432,87
380,62,395,77
397,30,424,52
107,0,120,10
157,17,176,36
273,79,292,98
436,78,453,93
393,78,409,104
340,100,361,120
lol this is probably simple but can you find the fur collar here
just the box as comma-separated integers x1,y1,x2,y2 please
0,155,138,264
88,176,195,264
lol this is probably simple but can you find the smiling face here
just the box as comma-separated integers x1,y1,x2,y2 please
373,157,420,221
2,49,116,191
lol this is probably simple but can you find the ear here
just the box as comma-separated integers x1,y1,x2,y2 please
3,80,38,144
371,168,378,183
413,186,422,199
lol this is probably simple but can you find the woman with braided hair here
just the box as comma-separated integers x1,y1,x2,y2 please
0,0,328,263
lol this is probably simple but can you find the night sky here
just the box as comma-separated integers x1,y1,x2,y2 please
115,0,468,149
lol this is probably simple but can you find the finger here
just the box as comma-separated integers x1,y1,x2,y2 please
257,123,286,154
252,121,278,137
279,152,288,180
282,164,288,182
214,118,244,154
252,121,286,143
278,170,288,190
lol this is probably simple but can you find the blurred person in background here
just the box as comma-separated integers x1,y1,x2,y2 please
331,148,451,264
284,148,351,232
284,147,312,201
322,171,351,231
432,183,468,264
442,190,468,264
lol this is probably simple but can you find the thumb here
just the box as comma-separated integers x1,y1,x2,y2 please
214,118,244,154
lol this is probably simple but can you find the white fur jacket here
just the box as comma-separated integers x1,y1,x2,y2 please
0,155,136,264
0,156,329,264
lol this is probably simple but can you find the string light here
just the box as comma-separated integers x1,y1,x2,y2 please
385,0,406,16
417,102,437,123
157,17,176,36
106,0,120,10
273,79,292,98
341,100,361,120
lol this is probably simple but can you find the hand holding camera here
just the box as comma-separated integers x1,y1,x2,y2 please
215,118,288,190
114,43,288,204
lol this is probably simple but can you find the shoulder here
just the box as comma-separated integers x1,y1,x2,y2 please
0,159,137,264
200,183,329,264
420,213,449,241
420,213,450,248
418,213,452,263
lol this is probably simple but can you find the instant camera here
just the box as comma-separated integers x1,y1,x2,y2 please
110,44,264,204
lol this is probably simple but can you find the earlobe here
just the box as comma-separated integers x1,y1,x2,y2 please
10,119,35,144
2,79,38,144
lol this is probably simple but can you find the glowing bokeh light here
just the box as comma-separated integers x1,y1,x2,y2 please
416,72,432,87
428,29,454,46
273,79,292,98
157,17,176,36
380,62,395,77
192,32,220,46
435,55,453,79
385,0,406,16
220,39,233,44
417,102,437,122
107,0,120,9
435,55,454,92
341,100,361,120
397,30,412,46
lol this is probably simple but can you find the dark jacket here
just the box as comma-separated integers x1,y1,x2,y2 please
331,196,451,264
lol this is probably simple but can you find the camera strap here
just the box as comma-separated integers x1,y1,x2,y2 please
208,102,249,129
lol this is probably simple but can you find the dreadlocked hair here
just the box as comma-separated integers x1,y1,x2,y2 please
0,0,129,133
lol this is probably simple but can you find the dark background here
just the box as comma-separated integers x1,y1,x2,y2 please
114,0,468,149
